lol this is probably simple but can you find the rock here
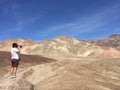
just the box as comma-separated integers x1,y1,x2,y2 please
0,78,34,90
34,59,120,90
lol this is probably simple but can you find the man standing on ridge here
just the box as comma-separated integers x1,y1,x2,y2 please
10,43,22,78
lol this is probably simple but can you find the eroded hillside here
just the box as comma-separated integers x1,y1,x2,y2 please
0,35,120,59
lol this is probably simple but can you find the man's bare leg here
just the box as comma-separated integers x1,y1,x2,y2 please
10,67,17,78
13,67,17,77
10,67,14,76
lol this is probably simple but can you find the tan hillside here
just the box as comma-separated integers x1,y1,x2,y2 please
87,34,120,50
24,36,120,59
0,38,35,52
0,34,120,59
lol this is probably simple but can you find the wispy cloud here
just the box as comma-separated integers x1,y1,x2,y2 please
0,0,42,34
14,16,41,32
42,2,120,38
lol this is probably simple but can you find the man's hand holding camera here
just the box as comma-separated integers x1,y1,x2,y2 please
18,45,22,48
17,45,22,53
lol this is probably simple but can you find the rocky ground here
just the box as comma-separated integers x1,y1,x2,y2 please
0,53,120,90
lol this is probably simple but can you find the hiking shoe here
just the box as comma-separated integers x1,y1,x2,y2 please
10,76,16,79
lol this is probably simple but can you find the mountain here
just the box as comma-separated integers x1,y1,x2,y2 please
86,34,120,50
0,34,120,59
0,38,35,52
23,35,120,59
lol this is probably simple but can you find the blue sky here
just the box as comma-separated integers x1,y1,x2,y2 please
0,0,120,41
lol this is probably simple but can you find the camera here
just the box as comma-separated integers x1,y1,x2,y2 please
18,45,22,48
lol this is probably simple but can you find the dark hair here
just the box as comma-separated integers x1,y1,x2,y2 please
12,43,18,48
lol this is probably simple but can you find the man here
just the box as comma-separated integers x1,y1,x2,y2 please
10,43,22,78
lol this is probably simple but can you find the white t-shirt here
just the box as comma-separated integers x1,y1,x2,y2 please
11,48,19,60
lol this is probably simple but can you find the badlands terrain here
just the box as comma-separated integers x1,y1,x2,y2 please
0,34,120,90
0,34,120,59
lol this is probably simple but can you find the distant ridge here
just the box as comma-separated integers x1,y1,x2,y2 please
0,34,120,59
87,34,120,50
